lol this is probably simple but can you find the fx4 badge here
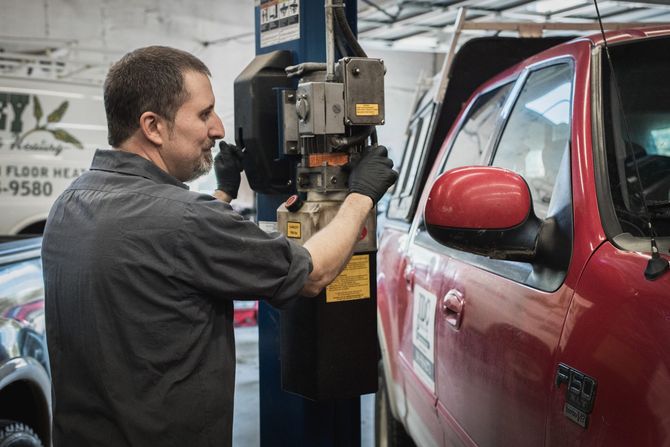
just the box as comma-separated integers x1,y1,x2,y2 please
556,363,597,428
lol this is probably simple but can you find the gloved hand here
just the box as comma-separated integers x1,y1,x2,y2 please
214,141,244,199
347,145,398,204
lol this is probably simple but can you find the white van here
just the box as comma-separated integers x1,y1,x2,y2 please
0,75,107,234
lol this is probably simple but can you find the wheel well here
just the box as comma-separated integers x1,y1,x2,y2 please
0,380,50,445
17,221,46,235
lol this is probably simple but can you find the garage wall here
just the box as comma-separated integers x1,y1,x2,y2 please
0,0,436,200
0,0,255,132
362,48,440,163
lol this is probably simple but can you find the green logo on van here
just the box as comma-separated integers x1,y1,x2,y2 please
0,93,83,150
15,96,83,149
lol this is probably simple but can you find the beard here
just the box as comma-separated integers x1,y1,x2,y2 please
184,147,214,182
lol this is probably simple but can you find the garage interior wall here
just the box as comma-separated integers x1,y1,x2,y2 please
0,0,438,198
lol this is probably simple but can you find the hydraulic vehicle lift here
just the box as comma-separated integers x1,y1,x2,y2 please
233,1,386,446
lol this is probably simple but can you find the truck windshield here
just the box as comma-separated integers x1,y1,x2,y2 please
602,36,670,238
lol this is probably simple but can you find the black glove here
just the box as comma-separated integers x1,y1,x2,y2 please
214,141,244,199
347,145,398,204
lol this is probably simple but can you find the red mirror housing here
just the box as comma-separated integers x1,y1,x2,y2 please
424,166,541,260
425,166,531,230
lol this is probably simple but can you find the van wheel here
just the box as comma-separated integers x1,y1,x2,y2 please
375,362,415,447
17,221,45,235
0,421,43,447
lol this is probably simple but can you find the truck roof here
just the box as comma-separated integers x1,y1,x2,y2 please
580,25,670,46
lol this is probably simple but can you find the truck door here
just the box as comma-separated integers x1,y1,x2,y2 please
401,81,512,446
410,61,577,446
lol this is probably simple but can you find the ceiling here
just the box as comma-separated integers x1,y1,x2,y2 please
357,0,670,52
2,0,670,84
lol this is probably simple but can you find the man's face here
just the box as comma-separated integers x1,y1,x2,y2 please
161,70,225,182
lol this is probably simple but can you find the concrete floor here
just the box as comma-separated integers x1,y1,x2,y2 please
233,326,375,446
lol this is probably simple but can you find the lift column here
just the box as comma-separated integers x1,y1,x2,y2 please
251,2,364,447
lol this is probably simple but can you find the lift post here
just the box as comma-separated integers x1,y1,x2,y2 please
244,2,372,446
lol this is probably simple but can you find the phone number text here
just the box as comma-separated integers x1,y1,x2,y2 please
0,180,53,196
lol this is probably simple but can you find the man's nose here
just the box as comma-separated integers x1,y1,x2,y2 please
210,112,225,139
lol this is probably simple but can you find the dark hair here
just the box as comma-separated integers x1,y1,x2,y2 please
104,46,211,147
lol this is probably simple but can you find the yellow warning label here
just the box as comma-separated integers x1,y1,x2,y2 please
287,222,301,238
355,103,379,117
326,254,371,302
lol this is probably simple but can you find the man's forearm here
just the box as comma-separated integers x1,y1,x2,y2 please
213,189,234,203
301,193,373,296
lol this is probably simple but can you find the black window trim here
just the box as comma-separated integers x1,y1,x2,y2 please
591,45,624,243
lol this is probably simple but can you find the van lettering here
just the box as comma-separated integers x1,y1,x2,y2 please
52,168,71,178
52,167,85,179
10,95,29,134
0,93,8,130
5,165,49,178
12,141,65,156
0,93,30,134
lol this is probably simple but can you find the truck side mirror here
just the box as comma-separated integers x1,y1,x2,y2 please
424,166,542,261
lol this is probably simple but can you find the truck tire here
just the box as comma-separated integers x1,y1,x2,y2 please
375,362,415,447
0,421,43,447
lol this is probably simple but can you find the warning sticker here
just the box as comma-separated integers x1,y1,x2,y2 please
326,254,370,303
287,221,301,238
260,0,300,48
355,103,379,116
412,285,437,392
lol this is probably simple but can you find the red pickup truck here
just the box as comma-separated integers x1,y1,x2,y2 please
376,27,670,447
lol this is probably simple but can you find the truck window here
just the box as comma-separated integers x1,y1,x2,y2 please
415,64,574,291
388,82,513,224
491,63,573,219
387,91,435,223
442,82,513,173
401,115,431,199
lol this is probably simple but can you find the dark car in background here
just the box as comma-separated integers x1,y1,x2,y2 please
0,237,50,446
0,236,259,447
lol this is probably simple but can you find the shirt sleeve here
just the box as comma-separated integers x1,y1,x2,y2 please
175,197,312,308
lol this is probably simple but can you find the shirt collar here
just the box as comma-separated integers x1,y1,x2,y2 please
90,149,189,190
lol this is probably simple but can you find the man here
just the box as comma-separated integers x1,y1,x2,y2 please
42,46,397,446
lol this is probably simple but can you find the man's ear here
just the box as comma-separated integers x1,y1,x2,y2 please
139,111,166,146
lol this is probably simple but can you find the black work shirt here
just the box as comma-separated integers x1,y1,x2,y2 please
42,149,312,447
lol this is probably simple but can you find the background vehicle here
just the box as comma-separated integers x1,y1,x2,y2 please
234,300,259,327
0,237,50,446
377,28,670,446
0,73,106,235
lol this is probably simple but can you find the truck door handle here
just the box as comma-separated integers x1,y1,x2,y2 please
403,263,416,290
442,289,464,329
